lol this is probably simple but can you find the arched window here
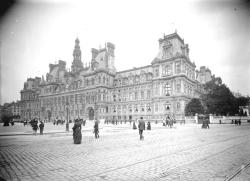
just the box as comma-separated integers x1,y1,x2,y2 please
165,82,171,96
141,104,145,112
129,105,132,112
165,102,171,111
134,105,138,112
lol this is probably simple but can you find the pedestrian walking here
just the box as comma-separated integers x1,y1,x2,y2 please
138,117,145,140
165,116,169,127
32,120,38,135
147,121,151,130
93,120,99,139
133,121,137,129
72,119,82,144
39,121,44,135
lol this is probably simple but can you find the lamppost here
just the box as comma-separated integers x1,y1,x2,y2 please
66,101,69,131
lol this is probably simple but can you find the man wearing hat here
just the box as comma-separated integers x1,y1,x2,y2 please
138,117,145,140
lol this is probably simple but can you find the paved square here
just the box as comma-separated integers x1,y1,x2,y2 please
0,123,250,181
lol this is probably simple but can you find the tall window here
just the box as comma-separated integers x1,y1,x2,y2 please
117,105,121,114
163,44,172,59
165,82,171,96
135,92,138,100
129,105,132,112
79,94,83,103
129,92,132,100
123,93,127,101
175,62,181,74
176,81,181,93
155,84,159,95
165,64,172,76
70,95,74,104
141,91,144,99
122,105,126,113
58,97,61,106
146,103,151,112
154,67,159,77
140,104,145,112
134,105,138,112
147,90,151,99
86,95,90,103
75,94,78,104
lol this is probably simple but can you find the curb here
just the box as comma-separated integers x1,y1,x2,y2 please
0,128,94,137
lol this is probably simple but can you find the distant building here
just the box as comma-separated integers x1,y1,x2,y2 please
20,32,212,122
9,101,21,116
20,77,41,120
0,101,20,120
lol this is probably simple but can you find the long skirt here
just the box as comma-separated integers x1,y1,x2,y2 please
73,129,82,144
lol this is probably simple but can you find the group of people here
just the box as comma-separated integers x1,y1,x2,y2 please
104,119,133,125
72,119,99,144
201,118,210,129
232,119,242,125
164,116,175,128
30,119,44,135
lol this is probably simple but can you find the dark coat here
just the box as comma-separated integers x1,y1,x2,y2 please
72,122,82,144
39,122,44,130
138,120,145,130
94,122,99,133
32,123,38,131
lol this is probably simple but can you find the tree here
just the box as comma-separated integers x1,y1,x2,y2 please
236,96,250,107
185,98,204,116
1,114,12,126
201,77,238,115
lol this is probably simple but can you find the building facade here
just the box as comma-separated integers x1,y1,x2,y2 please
20,77,41,120
20,32,210,122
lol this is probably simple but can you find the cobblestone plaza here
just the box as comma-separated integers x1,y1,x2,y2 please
0,123,249,181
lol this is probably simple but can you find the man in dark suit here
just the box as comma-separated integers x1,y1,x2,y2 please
138,117,145,140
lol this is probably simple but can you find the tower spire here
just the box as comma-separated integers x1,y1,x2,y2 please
71,37,83,73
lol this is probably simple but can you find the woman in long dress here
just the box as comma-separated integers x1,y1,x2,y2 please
72,120,82,144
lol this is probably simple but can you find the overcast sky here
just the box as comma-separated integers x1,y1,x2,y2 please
0,0,249,104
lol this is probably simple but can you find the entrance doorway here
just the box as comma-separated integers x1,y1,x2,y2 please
88,108,94,120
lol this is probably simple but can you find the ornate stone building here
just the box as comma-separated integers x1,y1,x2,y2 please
20,32,211,121
20,77,41,120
